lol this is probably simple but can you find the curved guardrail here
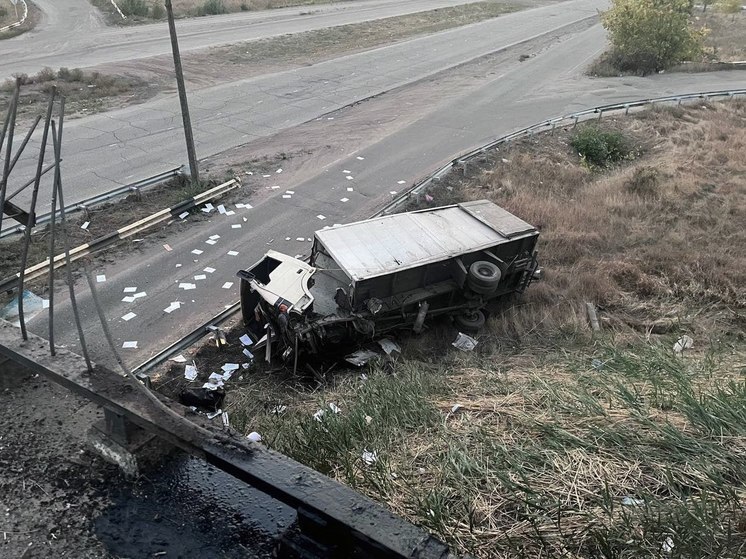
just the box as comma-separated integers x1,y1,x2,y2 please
376,88,746,216
0,0,28,33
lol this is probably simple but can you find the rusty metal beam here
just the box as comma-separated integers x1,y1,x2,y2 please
0,319,452,559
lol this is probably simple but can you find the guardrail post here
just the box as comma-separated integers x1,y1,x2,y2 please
573,116,579,128
597,109,603,122
624,104,630,115
551,123,557,136
132,186,142,201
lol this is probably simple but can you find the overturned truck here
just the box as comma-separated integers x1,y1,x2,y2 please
237,200,541,360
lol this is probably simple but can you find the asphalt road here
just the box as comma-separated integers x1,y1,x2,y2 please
24,18,745,369
9,0,602,213
1,0,523,77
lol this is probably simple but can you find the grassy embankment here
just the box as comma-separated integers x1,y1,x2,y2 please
203,101,746,557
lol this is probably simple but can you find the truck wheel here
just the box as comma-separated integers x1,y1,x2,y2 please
468,261,501,290
454,310,486,332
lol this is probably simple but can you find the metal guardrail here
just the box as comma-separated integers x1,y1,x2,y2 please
0,177,240,293
0,0,28,33
0,167,182,239
377,88,746,216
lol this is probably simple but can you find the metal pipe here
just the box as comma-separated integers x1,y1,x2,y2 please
52,118,93,372
7,114,41,175
18,89,56,341
0,78,20,235
5,161,57,202
47,100,65,356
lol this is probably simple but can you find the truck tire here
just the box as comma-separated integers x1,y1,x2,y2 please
467,261,501,292
454,310,486,332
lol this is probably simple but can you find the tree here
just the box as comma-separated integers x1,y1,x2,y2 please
602,0,705,75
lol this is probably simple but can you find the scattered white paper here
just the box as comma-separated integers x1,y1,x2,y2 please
209,235,221,240
239,334,253,346
222,363,240,373
276,168,282,174
342,170,350,174
205,239,217,245
164,302,181,313
222,282,233,289
356,156,364,160
81,221,90,230
313,409,325,422
662,536,674,553
184,364,198,381
286,190,295,195
451,404,463,414
122,296,136,303
123,287,137,293
362,450,378,466
452,332,478,351
96,274,106,283
346,176,353,181
227,250,239,256
231,224,241,229
317,215,326,220
397,180,406,184
271,405,287,415
347,187,353,192
42,299,50,309
389,191,397,195
121,312,136,321
122,341,138,349
247,432,262,442
134,292,146,299
296,237,305,241
621,496,645,506
263,174,271,178
204,203,214,212
217,204,227,214
179,283,197,290
282,194,291,199
192,249,203,255
329,402,341,414
673,335,694,353
270,185,280,189
340,197,349,203
225,210,235,216
194,274,207,281
242,348,254,359
179,211,189,219
203,267,216,273
163,244,173,252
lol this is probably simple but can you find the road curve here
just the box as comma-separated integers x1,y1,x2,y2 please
25,19,746,368
0,0,540,77
9,0,605,213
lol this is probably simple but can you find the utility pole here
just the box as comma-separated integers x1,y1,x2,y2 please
165,0,199,186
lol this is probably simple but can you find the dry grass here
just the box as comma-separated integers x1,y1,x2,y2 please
696,10,746,62
0,0,40,39
0,67,157,123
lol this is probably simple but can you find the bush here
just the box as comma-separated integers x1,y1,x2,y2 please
240,2,249,10
36,67,57,83
602,0,705,75
570,126,630,168
151,2,164,18
0,6,8,18
119,0,150,17
198,0,227,15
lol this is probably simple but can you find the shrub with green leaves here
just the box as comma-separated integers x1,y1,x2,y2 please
151,2,165,18
571,126,630,167
602,0,705,74
119,0,149,17
198,0,227,15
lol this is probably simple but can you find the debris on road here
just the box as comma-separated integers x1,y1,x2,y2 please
452,332,477,352
673,335,694,354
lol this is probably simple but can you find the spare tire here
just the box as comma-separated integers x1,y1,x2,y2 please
467,260,501,292
454,309,486,332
